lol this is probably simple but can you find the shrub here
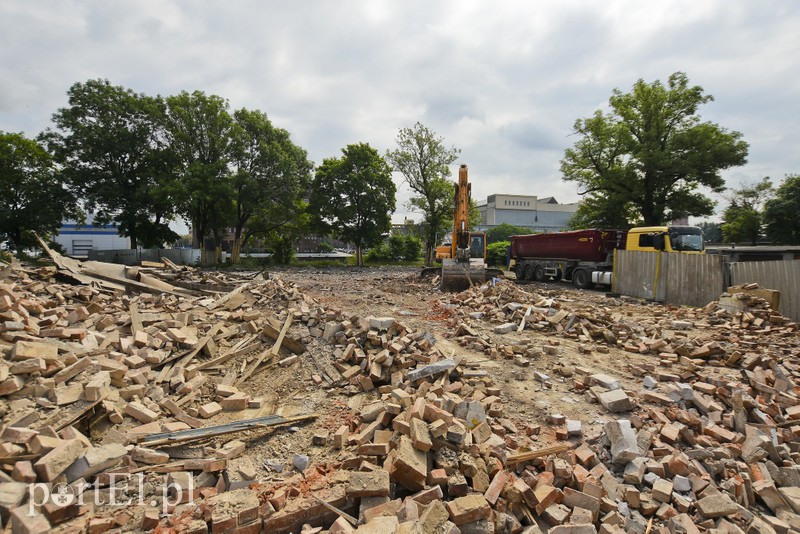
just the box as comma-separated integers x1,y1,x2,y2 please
487,241,510,267
366,234,422,263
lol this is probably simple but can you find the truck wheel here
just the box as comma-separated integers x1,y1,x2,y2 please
533,265,545,282
523,264,534,280
573,269,594,289
515,264,525,280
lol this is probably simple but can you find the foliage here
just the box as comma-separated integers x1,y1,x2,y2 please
561,72,749,226
486,223,531,243
386,122,460,265
366,234,422,263
164,90,235,262
0,131,77,254
721,178,773,245
763,174,800,245
42,79,179,248
567,194,640,229
228,108,313,263
317,241,334,253
270,234,296,264
309,143,396,266
696,221,722,243
486,241,510,267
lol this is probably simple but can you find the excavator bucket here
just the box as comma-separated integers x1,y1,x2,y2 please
440,258,486,292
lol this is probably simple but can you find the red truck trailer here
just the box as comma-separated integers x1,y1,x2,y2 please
509,229,626,289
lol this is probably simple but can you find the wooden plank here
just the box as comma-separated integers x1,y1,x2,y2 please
236,314,292,385
506,443,573,465
173,324,224,370
195,334,258,371
137,413,318,447
263,319,306,355
129,302,143,334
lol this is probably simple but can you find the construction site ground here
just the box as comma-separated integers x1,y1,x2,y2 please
2,257,799,534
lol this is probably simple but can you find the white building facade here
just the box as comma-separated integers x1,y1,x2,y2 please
477,194,580,232
53,218,130,257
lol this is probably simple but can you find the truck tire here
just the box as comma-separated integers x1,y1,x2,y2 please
572,269,594,289
533,265,545,282
523,264,534,280
515,263,525,280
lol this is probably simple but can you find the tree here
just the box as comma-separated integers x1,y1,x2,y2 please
309,143,396,266
164,91,235,263
386,122,460,265
561,72,749,226
228,109,313,263
567,194,640,229
43,79,180,248
696,221,722,243
763,174,800,244
0,132,77,254
486,223,532,243
721,178,773,245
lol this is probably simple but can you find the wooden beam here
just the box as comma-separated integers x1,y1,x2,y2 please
137,413,318,447
506,443,573,465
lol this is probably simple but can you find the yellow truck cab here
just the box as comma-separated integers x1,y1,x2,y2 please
626,226,705,253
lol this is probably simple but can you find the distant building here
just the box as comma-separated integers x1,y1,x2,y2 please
477,194,580,232
53,216,130,258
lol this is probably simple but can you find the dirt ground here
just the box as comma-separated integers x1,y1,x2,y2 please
228,265,699,482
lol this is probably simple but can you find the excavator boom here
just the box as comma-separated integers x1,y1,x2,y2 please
440,164,487,292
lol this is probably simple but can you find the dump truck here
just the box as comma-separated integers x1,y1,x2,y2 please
509,225,704,289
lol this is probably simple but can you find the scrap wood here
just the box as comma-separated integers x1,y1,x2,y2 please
195,333,258,371
505,443,573,465
137,413,318,447
236,314,293,385
311,495,360,527
263,318,306,354
207,283,249,310
174,323,225,369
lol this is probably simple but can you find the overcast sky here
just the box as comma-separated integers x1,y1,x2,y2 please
2,1,798,226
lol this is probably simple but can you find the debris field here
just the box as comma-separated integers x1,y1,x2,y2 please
1,254,799,534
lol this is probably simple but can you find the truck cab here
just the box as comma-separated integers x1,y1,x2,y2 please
626,226,705,253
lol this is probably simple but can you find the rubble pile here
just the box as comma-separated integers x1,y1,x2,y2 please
440,280,797,364
0,260,321,532
1,255,799,533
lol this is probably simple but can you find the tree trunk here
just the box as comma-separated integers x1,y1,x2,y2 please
231,237,242,264
356,246,363,267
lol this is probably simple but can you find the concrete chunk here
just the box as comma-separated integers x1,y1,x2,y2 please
603,420,638,465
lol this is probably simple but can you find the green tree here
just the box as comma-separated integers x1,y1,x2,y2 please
0,132,77,254
309,143,396,266
486,223,532,243
486,241,510,267
567,194,640,229
721,178,773,245
386,122,460,265
228,109,312,263
164,90,235,263
561,72,748,226
43,79,180,248
763,174,800,244
696,221,722,243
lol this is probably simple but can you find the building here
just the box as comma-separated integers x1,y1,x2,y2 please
53,216,130,258
477,194,580,232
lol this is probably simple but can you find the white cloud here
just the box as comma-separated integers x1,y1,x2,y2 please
1,0,798,225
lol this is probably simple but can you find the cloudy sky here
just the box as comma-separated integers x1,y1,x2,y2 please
2,1,798,225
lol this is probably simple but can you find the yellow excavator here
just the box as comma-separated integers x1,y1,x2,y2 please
434,164,501,291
